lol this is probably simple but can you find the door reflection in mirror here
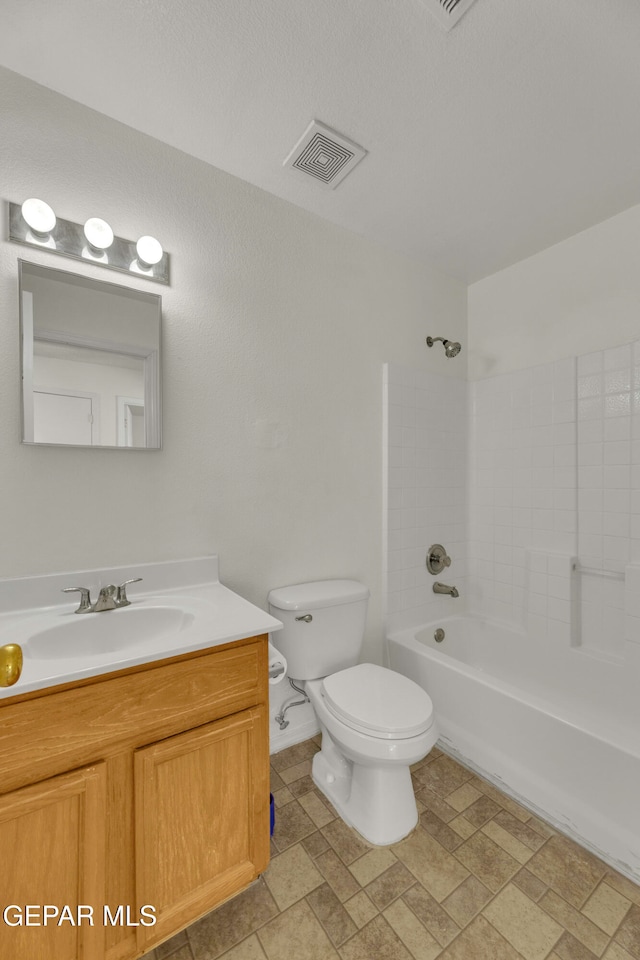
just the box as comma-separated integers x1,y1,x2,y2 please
19,261,161,449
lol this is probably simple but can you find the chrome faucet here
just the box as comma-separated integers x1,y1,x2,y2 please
433,582,459,598
62,578,143,614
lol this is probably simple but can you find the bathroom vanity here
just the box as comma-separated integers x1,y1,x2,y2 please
0,557,282,960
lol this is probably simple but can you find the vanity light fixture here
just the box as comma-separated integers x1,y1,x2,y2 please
8,199,170,285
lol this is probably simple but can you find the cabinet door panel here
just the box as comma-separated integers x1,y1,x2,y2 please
0,764,106,960
134,706,268,951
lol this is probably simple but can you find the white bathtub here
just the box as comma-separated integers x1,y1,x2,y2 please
387,615,640,882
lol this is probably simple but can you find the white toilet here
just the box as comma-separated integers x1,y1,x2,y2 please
268,579,438,845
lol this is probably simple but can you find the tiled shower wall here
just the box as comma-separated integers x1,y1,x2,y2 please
384,343,640,656
468,357,577,635
383,363,467,633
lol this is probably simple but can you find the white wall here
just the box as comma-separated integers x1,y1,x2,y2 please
0,67,466,663
468,202,640,379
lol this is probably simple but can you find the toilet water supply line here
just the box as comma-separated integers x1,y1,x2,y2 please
275,678,310,730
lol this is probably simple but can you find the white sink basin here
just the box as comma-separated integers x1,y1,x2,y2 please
24,605,195,660
0,556,284,699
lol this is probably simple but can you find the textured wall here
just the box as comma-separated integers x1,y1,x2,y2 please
0,68,466,662
468,202,640,379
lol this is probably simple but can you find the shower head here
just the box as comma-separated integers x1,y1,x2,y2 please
426,336,462,358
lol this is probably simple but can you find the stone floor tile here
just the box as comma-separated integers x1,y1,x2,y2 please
527,836,607,909
271,799,317,851
394,825,469,902
302,830,331,859
512,867,548,902
338,915,414,960
270,741,319,772
215,937,267,960
494,810,547,851
604,944,637,960
441,874,493,927
348,846,398,887
306,883,358,947
383,899,442,960
419,808,464,851
414,785,460,823
483,883,563,960
538,889,609,956
402,883,461,946
298,791,336,828
446,781,483,812
287,774,316,798
414,755,474,798
482,819,537,865
582,881,632,936
279,759,313,784
269,768,285,791
364,861,415,910
469,778,532,823
156,930,189,959
264,844,324,911
257,900,339,960
343,891,378,929
448,814,477,839
606,873,640,908
322,818,371,865
438,914,524,960
463,795,501,828
454,829,521,892
162,947,194,960
271,785,294,808
188,879,278,959
552,931,601,960
614,904,640,959
316,849,362,902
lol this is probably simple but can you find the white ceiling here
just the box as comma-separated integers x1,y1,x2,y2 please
2,0,640,282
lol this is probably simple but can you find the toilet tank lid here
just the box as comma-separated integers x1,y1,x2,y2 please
268,579,369,611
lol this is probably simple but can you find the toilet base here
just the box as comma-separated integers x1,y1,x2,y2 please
311,732,420,845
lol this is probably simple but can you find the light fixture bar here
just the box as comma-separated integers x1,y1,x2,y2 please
8,201,169,285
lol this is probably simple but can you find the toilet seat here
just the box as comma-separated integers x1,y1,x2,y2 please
321,663,434,740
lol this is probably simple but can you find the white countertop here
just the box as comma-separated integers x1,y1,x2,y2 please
0,556,282,700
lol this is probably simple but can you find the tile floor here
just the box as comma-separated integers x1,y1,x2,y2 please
144,737,640,960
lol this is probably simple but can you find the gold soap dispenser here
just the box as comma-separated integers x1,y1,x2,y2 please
0,643,23,687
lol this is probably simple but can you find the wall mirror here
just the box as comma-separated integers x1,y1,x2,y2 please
19,260,161,449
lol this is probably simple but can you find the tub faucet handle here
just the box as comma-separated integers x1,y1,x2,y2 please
427,544,451,575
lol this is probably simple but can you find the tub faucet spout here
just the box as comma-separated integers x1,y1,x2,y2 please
433,582,459,598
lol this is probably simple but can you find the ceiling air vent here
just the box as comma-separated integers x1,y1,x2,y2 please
283,120,367,189
421,0,479,30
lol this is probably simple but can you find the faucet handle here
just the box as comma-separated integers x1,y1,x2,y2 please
62,586,93,614
116,578,143,607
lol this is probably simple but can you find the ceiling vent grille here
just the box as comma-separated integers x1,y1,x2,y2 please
283,120,367,189
420,0,479,30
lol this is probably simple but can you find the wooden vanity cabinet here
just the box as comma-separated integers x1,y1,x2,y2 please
0,635,270,960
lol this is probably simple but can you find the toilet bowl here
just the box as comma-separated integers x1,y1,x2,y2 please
306,663,438,844
268,580,438,845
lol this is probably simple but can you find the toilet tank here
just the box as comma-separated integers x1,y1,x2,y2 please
268,579,369,680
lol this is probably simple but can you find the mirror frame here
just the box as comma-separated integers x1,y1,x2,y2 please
19,260,162,450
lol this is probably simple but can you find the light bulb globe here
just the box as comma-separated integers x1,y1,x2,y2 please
21,198,56,235
136,235,163,266
84,217,114,250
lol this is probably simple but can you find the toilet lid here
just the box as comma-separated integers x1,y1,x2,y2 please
321,663,434,740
